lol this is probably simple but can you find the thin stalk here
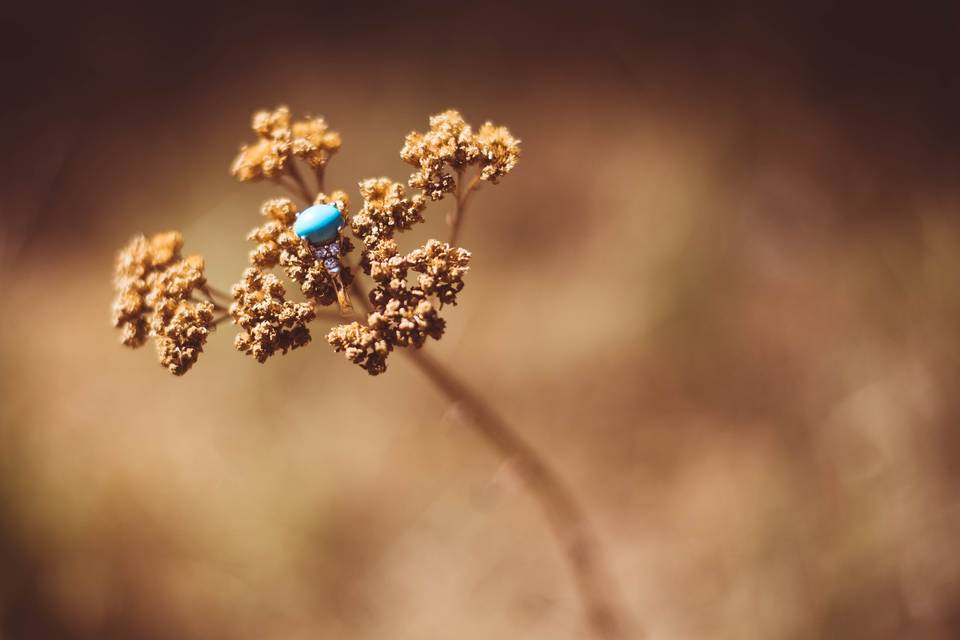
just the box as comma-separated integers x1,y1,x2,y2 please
192,293,227,313
405,349,628,639
313,165,326,195
202,284,233,303
287,163,316,205
273,175,312,206
448,172,482,246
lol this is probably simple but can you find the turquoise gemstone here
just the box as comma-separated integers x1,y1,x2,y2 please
293,204,343,244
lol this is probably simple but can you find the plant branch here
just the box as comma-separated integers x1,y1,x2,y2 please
448,172,482,246
273,175,312,206
192,293,228,312
202,284,233,303
405,348,629,639
313,165,326,195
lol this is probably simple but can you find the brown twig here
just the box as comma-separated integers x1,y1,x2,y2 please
192,293,227,313
202,284,233,303
272,175,312,206
287,163,316,204
404,349,628,638
313,165,326,195
448,172,482,245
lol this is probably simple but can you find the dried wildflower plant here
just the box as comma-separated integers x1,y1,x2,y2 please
113,106,518,376
111,107,628,637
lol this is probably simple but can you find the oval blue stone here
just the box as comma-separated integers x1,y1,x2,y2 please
293,204,343,244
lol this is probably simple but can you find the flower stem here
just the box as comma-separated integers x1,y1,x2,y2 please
448,172,482,246
273,175,312,206
313,165,326,195
202,284,233,302
404,348,629,639
283,165,315,205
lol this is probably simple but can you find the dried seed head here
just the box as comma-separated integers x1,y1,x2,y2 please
231,137,292,182
400,109,519,200
112,232,183,347
329,182,471,374
262,197,299,225
155,301,216,376
475,122,521,183
231,106,341,183
145,255,207,309
401,109,478,200
291,116,341,168
352,178,426,248
231,267,315,362
112,232,216,374
406,239,471,306
251,105,292,137
327,322,389,375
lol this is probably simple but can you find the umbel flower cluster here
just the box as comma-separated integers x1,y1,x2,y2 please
112,107,520,375
112,232,217,375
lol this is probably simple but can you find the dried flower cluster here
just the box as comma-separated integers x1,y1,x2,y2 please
327,175,472,373
400,109,520,200
112,107,519,376
231,106,341,185
230,194,354,360
231,267,315,362
112,232,217,375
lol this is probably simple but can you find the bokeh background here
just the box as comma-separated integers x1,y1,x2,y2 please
3,2,960,638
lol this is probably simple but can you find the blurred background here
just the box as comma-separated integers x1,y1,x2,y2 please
2,1,960,638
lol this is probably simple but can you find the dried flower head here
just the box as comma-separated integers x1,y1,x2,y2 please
154,301,216,375
232,106,293,182
327,322,389,375
291,117,342,168
327,178,471,374
115,106,518,377
400,109,520,200
475,122,521,183
231,106,341,185
406,240,471,306
112,231,183,347
351,178,426,247
112,232,217,374
231,267,315,362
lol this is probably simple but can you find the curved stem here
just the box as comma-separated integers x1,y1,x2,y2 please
202,284,233,303
192,293,228,312
288,163,316,204
272,175,312,206
405,348,629,639
448,173,482,246
314,165,326,195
